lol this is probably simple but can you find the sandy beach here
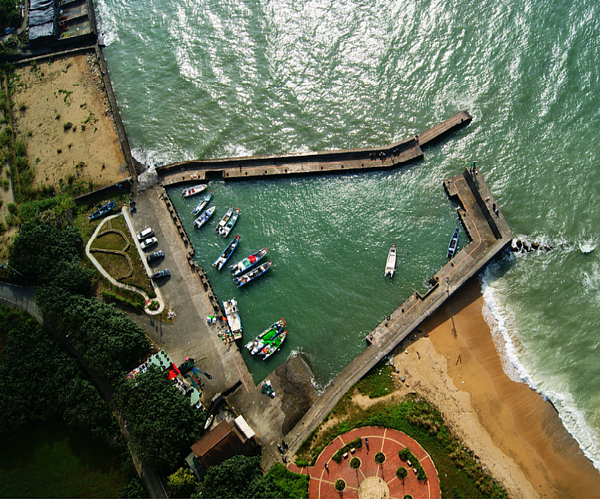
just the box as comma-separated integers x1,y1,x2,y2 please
11,52,129,192
362,279,600,498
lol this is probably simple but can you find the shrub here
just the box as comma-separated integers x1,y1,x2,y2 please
63,122,72,131
332,437,362,463
396,467,408,480
398,448,427,481
295,459,308,468
375,452,386,464
334,479,345,492
7,202,17,214
350,457,360,469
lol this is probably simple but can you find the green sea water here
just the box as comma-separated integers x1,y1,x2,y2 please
94,0,600,468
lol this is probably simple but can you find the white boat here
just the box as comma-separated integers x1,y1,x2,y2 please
182,184,208,198
219,208,240,237
215,206,234,234
385,243,397,277
193,206,216,229
223,298,242,340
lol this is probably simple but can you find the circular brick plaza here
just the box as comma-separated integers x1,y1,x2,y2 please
288,426,440,499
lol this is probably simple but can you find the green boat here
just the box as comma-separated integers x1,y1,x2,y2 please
260,330,287,360
245,318,286,355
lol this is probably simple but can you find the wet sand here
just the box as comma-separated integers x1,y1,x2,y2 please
379,279,600,498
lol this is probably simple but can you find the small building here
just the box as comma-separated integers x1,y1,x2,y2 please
187,417,258,479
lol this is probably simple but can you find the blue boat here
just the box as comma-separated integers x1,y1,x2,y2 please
234,260,272,288
192,191,213,215
89,201,115,220
447,228,459,259
213,235,240,270
194,206,216,229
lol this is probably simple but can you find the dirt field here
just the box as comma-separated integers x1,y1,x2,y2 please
11,52,129,193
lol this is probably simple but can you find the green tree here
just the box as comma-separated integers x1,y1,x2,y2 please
35,285,150,383
115,367,205,475
9,220,92,293
0,0,20,29
201,455,264,499
167,467,198,498
120,478,147,499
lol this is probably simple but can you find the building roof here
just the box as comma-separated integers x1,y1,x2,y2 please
190,420,246,469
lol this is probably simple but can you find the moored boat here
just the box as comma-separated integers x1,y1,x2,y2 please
182,184,208,198
245,318,286,355
230,247,268,276
192,191,213,215
212,235,240,270
223,298,242,340
194,206,216,229
233,260,272,288
89,200,115,220
260,330,287,360
385,243,397,277
215,206,234,234
219,208,240,237
447,228,459,259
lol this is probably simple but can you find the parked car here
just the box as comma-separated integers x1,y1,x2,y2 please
137,227,154,241
140,237,158,250
147,250,165,264
150,269,170,280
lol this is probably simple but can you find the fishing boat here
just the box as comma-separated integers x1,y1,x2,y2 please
215,206,234,234
260,330,287,361
89,200,115,220
233,260,272,288
193,206,216,229
192,191,213,215
212,235,240,270
447,228,459,259
385,243,397,277
182,184,208,198
245,318,286,355
219,208,240,237
223,298,242,340
230,248,268,276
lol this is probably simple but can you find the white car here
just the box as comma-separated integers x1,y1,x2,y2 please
137,227,154,241
140,237,158,250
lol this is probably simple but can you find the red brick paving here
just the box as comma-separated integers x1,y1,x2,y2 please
288,426,440,499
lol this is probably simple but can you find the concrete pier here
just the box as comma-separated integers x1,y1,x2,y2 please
157,111,472,185
279,166,513,462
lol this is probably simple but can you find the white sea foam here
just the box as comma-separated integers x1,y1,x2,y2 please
93,0,120,46
480,259,600,472
579,237,597,254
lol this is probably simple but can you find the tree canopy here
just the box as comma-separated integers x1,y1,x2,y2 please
9,220,92,294
115,366,205,475
35,285,150,383
0,0,21,28
198,455,308,499
0,306,119,445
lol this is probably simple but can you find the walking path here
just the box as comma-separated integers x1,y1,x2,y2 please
84,207,165,315
288,426,440,499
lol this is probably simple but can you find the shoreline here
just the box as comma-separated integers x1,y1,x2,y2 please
385,278,600,498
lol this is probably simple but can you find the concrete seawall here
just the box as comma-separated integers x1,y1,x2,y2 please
158,111,472,185
280,166,513,462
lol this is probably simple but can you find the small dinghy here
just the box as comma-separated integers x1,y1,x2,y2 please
194,206,216,229
234,260,272,288
215,206,234,234
213,235,240,270
182,184,208,198
245,318,286,355
385,243,397,277
89,200,115,220
447,228,459,259
261,330,287,361
223,298,242,340
230,247,268,277
192,191,212,215
219,208,240,237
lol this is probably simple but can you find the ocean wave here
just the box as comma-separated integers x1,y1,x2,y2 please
480,260,600,471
